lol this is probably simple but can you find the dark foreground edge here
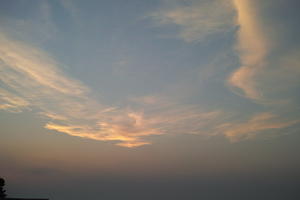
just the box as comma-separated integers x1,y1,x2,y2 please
4,198,48,200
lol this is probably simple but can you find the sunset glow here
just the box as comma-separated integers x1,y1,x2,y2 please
1,0,300,199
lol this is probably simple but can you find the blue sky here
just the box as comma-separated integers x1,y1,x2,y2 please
1,0,300,199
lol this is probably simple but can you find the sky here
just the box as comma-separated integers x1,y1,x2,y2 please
0,0,300,199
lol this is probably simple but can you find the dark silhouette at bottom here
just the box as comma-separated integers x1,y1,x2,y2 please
0,178,7,199
0,178,48,200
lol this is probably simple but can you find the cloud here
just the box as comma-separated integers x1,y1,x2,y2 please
0,88,30,112
2,0,299,147
0,33,151,147
0,32,88,105
150,0,235,42
150,0,300,105
227,0,270,100
0,33,223,147
150,0,300,142
217,112,299,142
228,0,300,103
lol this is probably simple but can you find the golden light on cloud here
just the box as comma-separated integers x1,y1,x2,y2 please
1,1,300,199
0,33,226,147
228,0,270,100
1,0,299,148
0,33,159,147
227,0,300,105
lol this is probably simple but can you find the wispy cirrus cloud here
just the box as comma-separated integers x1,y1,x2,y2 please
150,0,300,105
216,112,299,142
150,0,235,42
1,0,299,147
0,33,297,146
150,0,269,101
147,0,300,142
0,32,149,147
0,33,224,147
0,88,30,112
